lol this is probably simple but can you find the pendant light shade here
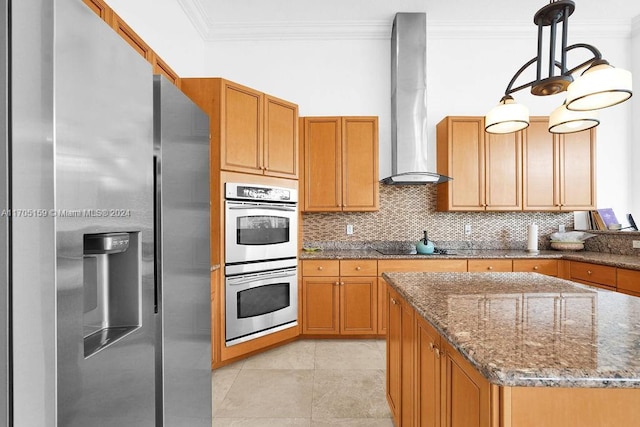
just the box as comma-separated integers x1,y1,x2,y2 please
485,96,529,134
485,0,632,134
548,102,599,134
565,61,633,111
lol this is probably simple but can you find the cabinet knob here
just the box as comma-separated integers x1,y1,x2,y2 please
335,281,340,286
533,266,539,270
434,348,441,359
429,342,435,351
587,270,592,275
487,266,493,271
356,266,361,271
340,281,345,286
391,298,399,305
318,266,323,271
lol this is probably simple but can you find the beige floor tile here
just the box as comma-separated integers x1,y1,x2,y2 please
242,340,316,370
215,369,314,418
311,419,394,426
314,340,385,370
212,368,241,417
311,369,391,419
213,418,311,426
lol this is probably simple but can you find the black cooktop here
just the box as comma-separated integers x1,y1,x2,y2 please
375,248,453,256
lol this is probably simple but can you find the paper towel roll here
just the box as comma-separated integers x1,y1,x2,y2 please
527,224,539,253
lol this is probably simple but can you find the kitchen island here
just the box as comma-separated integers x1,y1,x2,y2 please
382,271,640,427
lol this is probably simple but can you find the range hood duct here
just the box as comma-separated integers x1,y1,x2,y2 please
381,12,451,185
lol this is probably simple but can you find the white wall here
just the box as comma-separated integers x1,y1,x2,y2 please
105,0,206,75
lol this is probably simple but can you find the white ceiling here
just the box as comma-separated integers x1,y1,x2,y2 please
179,0,640,40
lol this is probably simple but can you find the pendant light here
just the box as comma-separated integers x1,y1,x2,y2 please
485,0,633,135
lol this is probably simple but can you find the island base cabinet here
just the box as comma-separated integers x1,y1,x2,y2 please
416,317,441,427
441,340,494,427
501,387,640,427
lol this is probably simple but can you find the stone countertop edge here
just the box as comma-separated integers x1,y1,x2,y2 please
382,271,640,389
299,249,640,271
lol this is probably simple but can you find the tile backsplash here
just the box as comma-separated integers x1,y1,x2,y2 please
303,184,574,250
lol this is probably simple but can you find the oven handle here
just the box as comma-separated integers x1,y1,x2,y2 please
227,270,297,286
228,203,296,212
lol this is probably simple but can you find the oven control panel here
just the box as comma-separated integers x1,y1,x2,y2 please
225,182,298,203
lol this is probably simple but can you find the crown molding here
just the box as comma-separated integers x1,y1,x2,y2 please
176,0,212,39
175,1,633,43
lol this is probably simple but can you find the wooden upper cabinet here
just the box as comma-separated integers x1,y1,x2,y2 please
342,117,379,211
153,54,181,88
485,131,522,210
558,127,596,210
523,117,558,210
221,81,264,174
437,117,486,211
111,14,152,61
264,95,299,178
439,115,595,212
303,116,379,212
524,117,596,211
83,0,113,24
181,78,298,179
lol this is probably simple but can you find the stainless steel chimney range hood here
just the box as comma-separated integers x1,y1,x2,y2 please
381,12,451,185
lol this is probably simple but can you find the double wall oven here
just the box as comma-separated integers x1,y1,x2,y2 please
224,183,298,346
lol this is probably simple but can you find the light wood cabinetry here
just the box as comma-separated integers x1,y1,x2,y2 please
437,116,596,212
181,78,298,179
616,268,640,297
82,0,181,89
436,116,522,211
302,260,378,335
523,117,596,211
301,116,378,212
416,315,442,427
512,259,559,277
569,261,616,290
468,259,513,272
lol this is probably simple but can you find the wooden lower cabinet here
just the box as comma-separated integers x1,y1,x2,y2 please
302,259,378,336
569,261,616,291
416,316,441,427
617,268,640,297
512,259,558,276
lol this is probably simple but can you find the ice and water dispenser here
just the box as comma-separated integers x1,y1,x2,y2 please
83,232,141,358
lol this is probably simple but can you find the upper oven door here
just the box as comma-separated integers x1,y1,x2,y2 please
225,200,298,264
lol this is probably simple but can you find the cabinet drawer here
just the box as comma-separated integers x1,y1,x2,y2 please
378,259,467,273
340,260,377,276
302,260,340,277
570,261,616,287
513,259,558,276
617,268,640,294
468,259,512,272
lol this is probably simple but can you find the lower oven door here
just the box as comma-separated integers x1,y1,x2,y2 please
225,267,298,346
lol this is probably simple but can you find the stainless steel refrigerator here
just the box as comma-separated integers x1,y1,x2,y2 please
0,0,211,425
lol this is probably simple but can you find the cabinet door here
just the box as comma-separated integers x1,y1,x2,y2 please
400,297,415,426
485,131,522,210
436,117,486,211
558,128,596,210
302,277,340,334
378,278,387,334
153,55,180,88
442,341,493,427
386,286,403,425
340,278,378,335
83,0,113,24
617,268,640,295
416,316,441,427
523,117,559,211
221,81,264,174
512,259,558,277
304,117,342,211
468,259,513,272
111,14,152,61
342,117,379,211
264,95,298,178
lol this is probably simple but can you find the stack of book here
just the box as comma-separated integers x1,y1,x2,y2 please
589,208,619,230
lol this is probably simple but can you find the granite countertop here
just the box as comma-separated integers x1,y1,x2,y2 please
300,249,640,271
383,271,640,388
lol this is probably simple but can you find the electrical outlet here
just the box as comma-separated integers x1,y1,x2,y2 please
633,240,640,249
464,224,472,235
559,224,566,233
346,224,354,235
